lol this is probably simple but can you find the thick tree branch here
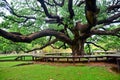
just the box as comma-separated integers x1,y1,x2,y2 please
107,5,120,11
0,29,72,45
91,27,120,37
85,0,98,30
97,12,120,25
68,0,75,19
25,39,58,53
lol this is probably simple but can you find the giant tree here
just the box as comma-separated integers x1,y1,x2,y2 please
0,0,120,56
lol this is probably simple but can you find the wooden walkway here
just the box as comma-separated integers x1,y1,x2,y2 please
14,54,120,62
1,53,120,71
15,54,120,71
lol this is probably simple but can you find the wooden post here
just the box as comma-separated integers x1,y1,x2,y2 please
57,58,59,62
32,56,34,61
44,57,47,62
52,58,54,62
73,57,75,64
95,57,97,61
67,58,69,62
106,56,109,62
88,58,90,63
117,58,120,72
79,58,80,62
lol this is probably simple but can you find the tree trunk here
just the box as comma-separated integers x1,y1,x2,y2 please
71,39,86,56
71,21,91,56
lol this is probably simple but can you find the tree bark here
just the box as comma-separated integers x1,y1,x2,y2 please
71,39,86,56
0,29,72,45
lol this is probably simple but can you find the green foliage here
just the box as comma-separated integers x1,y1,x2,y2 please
0,37,32,53
97,0,108,21
0,0,119,53
73,5,86,23
31,37,48,47
101,36,120,51
86,35,120,52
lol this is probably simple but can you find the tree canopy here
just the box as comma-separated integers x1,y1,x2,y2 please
0,0,120,55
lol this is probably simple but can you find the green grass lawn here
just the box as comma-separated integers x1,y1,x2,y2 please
0,61,120,80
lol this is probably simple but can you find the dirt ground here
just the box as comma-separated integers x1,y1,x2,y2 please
33,61,119,74
34,61,115,67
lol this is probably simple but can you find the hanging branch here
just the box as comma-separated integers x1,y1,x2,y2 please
53,0,65,7
25,39,58,53
86,43,91,54
77,0,85,6
2,0,36,23
68,0,75,19
44,0,55,6
51,43,66,49
86,42,107,51
37,0,62,23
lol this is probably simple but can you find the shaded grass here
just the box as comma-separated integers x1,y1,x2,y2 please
0,55,33,61
0,62,120,80
0,55,18,60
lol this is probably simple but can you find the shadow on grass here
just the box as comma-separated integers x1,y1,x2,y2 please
12,62,33,67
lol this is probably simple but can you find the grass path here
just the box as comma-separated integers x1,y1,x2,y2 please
0,61,120,80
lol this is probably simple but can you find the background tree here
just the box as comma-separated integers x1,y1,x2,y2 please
0,0,120,55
